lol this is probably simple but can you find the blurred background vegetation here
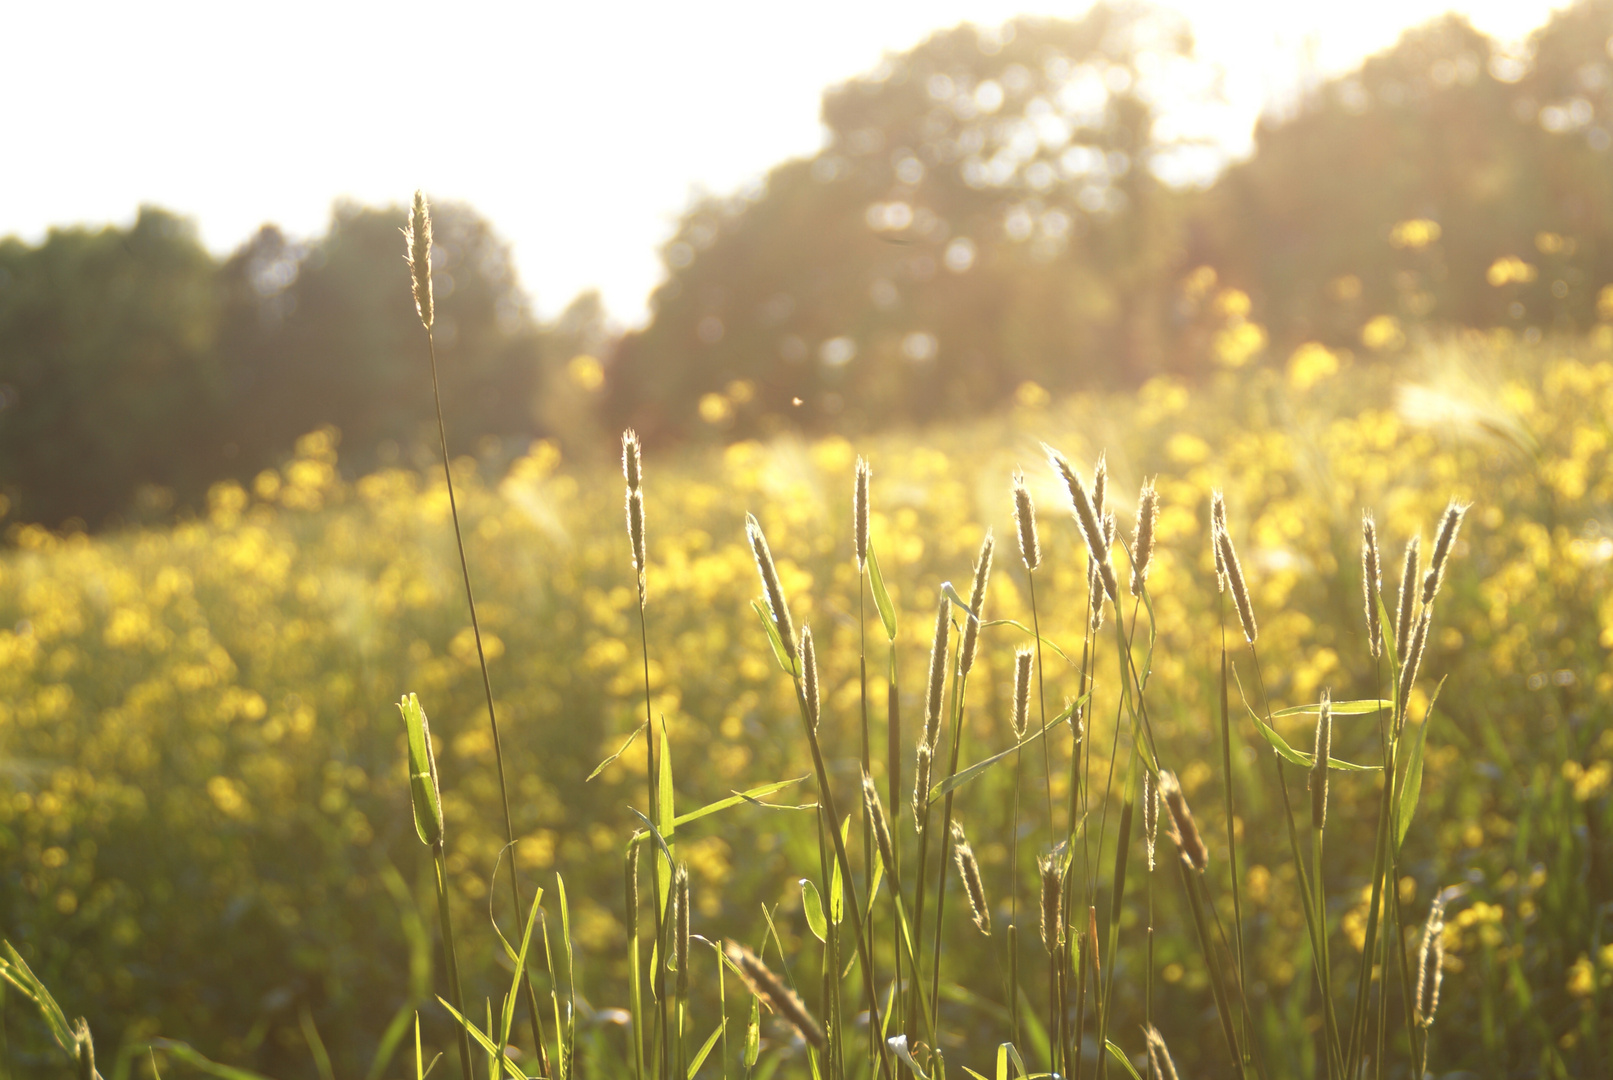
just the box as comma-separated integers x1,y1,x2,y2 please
2,1,1613,1077
3,3,1613,528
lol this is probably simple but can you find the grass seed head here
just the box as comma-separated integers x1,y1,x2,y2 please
1362,511,1383,658
1310,690,1332,830
924,592,951,748
1092,450,1108,518
1397,608,1432,734
798,624,819,734
854,456,870,570
1013,469,1040,571
1038,853,1063,952
1142,769,1158,872
1396,535,1422,659
1210,489,1228,592
913,740,932,830
674,865,690,976
1216,525,1258,644
1159,770,1208,872
1130,479,1159,597
1144,1026,1182,1080
1415,895,1448,1027
959,531,993,676
1422,499,1468,606
1012,647,1033,739
399,692,443,847
1048,444,1118,602
725,942,827,1050
746,514,796,662
404,191,433,330
863,770,897,875
951,821,991,935
621,428,642,491
627,489,646,604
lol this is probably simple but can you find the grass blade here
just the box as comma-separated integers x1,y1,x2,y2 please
1396,677,1447,849
868,544,898,641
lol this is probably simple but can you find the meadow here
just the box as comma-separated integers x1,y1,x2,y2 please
1,320,1611,1078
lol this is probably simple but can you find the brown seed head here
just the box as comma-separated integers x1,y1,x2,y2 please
951,821,991,936
1012,469,1040,571
746,514,796,662
1422,499,1468,606
912,741,932,831
1310,690,1332,830
1159,770,1209,872
1130,480,1159,597
924,593,951,748
1216,526,1258,644
862,770,897,876
1038,853,1064,952
854,456,870,570
404,191,433,330
1396,535,1421,660
1012,647,1032,739
1362,511,1383,658
798,625,819,734
959,531,993,676
724,942,827,1050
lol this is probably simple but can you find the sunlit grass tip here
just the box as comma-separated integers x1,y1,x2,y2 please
1046,443,1118,602
1215,521,1258,644
854,456,870,570
1396,534,1422,659
798,624,819,734
959,531,993,676
1310,690,1332,830
1013,468,1040,571
1012,647,1032,739
1142,768,1158,872
1130,479,1159,597
1422,499,1469,606
950,820,990,936
403,191,433,331
1362,511,1383,658
745,514,796,662
1415,895,1448,1027
924,592,951,748
1159,770,1209,872
1210,489,1228,592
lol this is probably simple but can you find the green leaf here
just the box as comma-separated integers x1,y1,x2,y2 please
0,941,74,1051
398,693,443,846
556,874,577,1075
687,1021,725,1078
671,776,809,828
435,999,531,1080
1270,698,1393,718
586,721,646,782
929,696,1084,804
745,995,761,1066
1105,1041,1144,1080
753,599,796,674
1396,676,1447,850
979,619,1078,667
1230,668,1380,772
867,544,898,641
800,879,828,942
829,815,850,925
656,719,676,902
996,1042,1009,1080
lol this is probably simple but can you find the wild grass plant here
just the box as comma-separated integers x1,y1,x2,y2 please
1,198,1612,1077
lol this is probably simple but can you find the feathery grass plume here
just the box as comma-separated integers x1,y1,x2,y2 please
1310,690,1332,830
913,741,933,830
1142,769,1158,872
746,514,796,661
1013,469,1040,571
1092,450,1108,517
404,191,433,330
959,531,994,676
1158,771,1209,872
624,838,639,942
1130,479,1159,597
1397,609,1433,731
1144,1026,1182,1080
1012,647,1033,739
1038,853,1063,952
854,456,870,570
626,490,647,604
674,866,690,976
863,770,897,875
950,821,991,935
1216,525,1258,643
1415,895,1448,1027
1421,499,1469,606
798,625,820,734
399,693,443,846
725,942,827,1050
622,428,642,492
1396,535,1422,659
1210,489,1228,592
923,593,952,748
1048,444,1119,601
1362,511,1383,658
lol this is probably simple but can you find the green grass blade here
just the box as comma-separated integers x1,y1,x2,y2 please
0,942,74,1050
671,776,809,827
1269,699,1393,718
557,874,578,1078
299,1005,335,1080
867,544,898,641
1231,668,1380,772
587,721,647,782
145,1041,278,1080
752,599,797,674
687,1022,725,1078
1395,676,1447,849
367,1004,416,1080
1104,1041,1144,1080
928,697,1083,804
435,999,531,1080
978,619,1078,667
801,879,829,943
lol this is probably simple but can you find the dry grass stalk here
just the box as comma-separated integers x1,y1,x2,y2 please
724,942,827,1050
1013,469,1040,571
862,770,897,875
1415,895,1448,1027
1396,535,1422,659
1159,771,1209,872
1215,526,1258,644
924,593,951,748
1422,500,1468,606
404,191,433,330
1038,854,1064,952
950,821,991,935
1012,648,1033,739
853,457,870,570
746,514,796,661
1362,512,1383,658
798,625,820,734
1131,480,1159,597
959,531,994,677
1311,690,1332,830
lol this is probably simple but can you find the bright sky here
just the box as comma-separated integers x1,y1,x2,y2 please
6,0,1563,325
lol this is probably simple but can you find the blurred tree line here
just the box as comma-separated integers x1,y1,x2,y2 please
5,0,1613,525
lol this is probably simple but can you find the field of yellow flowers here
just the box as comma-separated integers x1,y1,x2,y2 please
1,333,1610,1078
